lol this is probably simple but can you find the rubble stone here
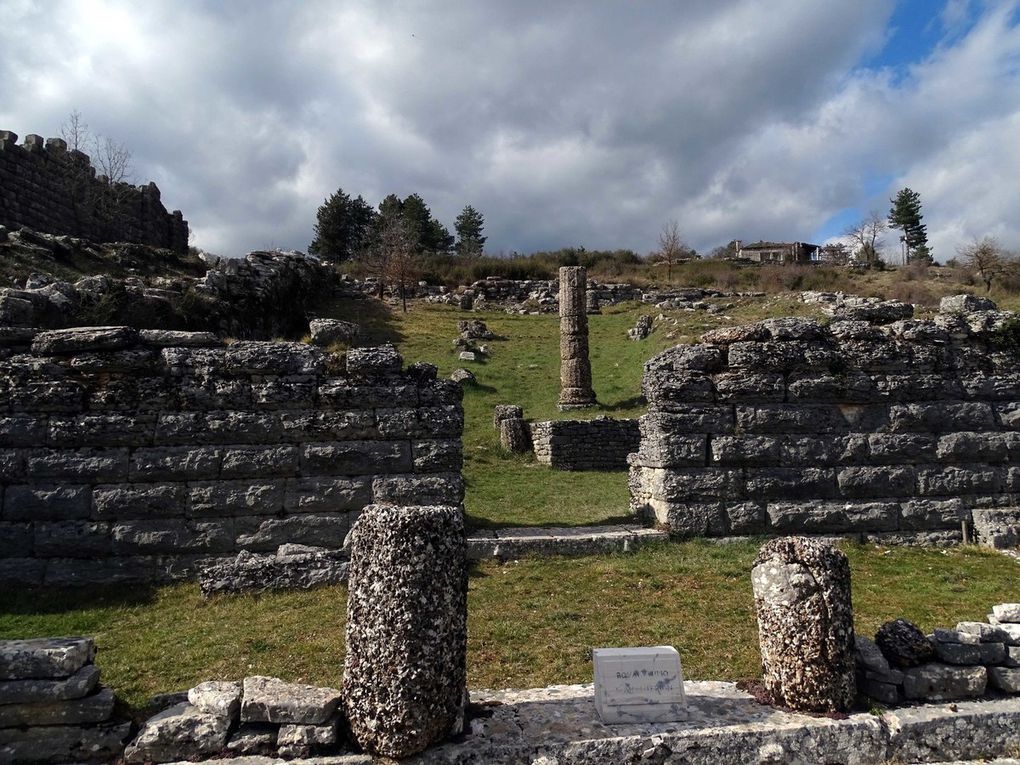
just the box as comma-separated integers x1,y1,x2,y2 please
876,619,936,668
124,702,230,763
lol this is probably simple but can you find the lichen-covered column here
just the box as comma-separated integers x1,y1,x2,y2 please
558,266,597,410
751,536,856,712
343,505,467,759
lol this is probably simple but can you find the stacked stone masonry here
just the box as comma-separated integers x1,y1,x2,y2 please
0,131,189,252
531,416,640,471
0,637,129,764
630,303,1020,541
0,328,464,586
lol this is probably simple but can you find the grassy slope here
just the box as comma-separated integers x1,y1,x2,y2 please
1,542,1015,707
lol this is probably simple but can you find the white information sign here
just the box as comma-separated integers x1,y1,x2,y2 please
593,645,688,724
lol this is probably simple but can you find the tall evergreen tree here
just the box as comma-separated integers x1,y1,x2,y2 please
308,188,376,263
888,188,932,264
454,205,486,257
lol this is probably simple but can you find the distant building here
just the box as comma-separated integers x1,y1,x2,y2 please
734,240,821,264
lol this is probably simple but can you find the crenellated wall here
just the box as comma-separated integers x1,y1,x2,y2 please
0,328,463,586
629,304,1020,543
0,131,189,252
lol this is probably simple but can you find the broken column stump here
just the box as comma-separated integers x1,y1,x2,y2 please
751,536,856,712
558,266,597,410
343,505,467,759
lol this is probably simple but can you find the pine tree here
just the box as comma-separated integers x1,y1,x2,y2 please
454,205,486,257
308,188,376,263
888,188,932,264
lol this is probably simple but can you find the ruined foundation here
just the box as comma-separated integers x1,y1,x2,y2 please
557,266,597,410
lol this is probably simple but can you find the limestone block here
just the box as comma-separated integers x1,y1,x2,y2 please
492,404,524,429
837,466,917,498
0,523,32,557
727,340,835,373
940,294,997,313
751,537,856,712
0,637,95,681
138,329,220,348
0,663,101,704
865,433,937,464
0,687,115,726
641,407,734,435
309,318,360,346
786,370,877,403
189,480,284,517
0,720,131,765
937,432,1017,462
636,433,707,468
642,372,716,405
283,477,371,514
277,410,377,441
235,514,350,551
31,326,138,355
854,636,890,676
124,701,230,763
317,381,418,409
902,663,986,701
188,680,241,717
934,640,1006,666
746,468,836,500
26,448,129,482
766,501,899,534
177,377,252,410
129,446,222,481
111,519,234,554
222,341,326,376
916,465,1005,496
899,499,968,531
993,604,1020,623
0,415,47,446
240,676,341,725
225,723,278,755
197,546,348,597
876,619,936,668
92,483,186,520
47,414,155,448
780,435,856,466
346,344,402,377
709,436,780,466
277,716,341,757
499,417,532,454
155,411,280,445
957,621,1020,646
251,377,316,409
3,484,90,521
933,627,981,644
376,405,463,439
411,440,463,472
220,445,299,479
735,405,848,434
988,666,1020,693
714,371,786,403
33,521,112,557
300,440,412,476
344,505,467,758
372,472,464,506
888,402,995,432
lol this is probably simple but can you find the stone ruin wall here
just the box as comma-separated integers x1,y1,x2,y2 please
531,417,639,471
0,131,189,253
0,327,463,586
629,306,1020,543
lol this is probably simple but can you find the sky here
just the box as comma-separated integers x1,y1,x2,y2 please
1,0,1019,261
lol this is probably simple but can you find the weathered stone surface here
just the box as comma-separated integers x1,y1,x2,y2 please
188,680,241,717
940,294,998,313
934,640,1006,665
0,720,131,764
225,723,278,755
276,716,341,757
197,546,348,597
751,537,855,712
957,621,1020,646
189,480,284,517
0,663,99,704
4,484,91,521
308,318,360,346
557,267,596,409
31,326,138,355
854,635,890,676
499,416,532,454
346,344,402,377
0,637,95,680
993,603,1020,623
124,701,230,763
93,483,186,520
902,663,986,701
344,505,467,758
876,619,936,668
240,676,341,725
988,666,1020,693
138,329,220,348
0,687,115,726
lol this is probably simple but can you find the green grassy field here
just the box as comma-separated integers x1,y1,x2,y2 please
1,541,1014,707
326,294,820,527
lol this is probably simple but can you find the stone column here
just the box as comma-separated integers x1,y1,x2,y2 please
751,536,856,712
343,505,467,759
558,266,597,410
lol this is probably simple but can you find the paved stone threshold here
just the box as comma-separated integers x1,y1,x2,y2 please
160,681,1020,764
466,524,668,560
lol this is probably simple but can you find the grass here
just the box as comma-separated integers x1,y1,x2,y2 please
1,541,1015,708
322,294,822,527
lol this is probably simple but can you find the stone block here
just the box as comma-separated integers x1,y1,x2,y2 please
235,514,350,551
155,411,280,445
47,414,155,448
34,521,112,558
225,723,278,755
198,546,348,597
188,680,241,717
26,448,129,482
89,377,177,412
0,415,47,446
0,664,100,704
372,472,464,506
411,440,463,472
709,436,779,466
284,477,371,513
0,637,95,680
220,445,299,479
129,446,221,481
138,329,220,348
779,435,857,466
888,402,995,432
652,502,729,538
642,407,734,435
713,372,785,403
240,676,341,725
837,466,917,498
42,556,159,587
899,498,967,530
124,701,230,763
786,371,877,403
0,687,115,726
957,621,1020,646
934,640,1006,665
902,663,986,701
177,377,252,410
317,381,418,409
916,465,1005,496
636,434,707,468
223,341,326,376
376,405,463,439
0,522,32,557
345,344,403,377
251,377,316,409
642,372,715,406
988,666,1020,693
111,519,234,554
993,603,1020,623
0,720,131,765
344,505,467,758
629,467,743,501
746,468,835,500
0,557,45,586
300,440,411,476
31,326,138,354
767,500,899,533
92,483,186,520
188,480,283,517
277,410,377,441
727,340,834,372
4,484,90,521
865,433,937,464
937,431,1018,462
735,405,848,434
941,293,997,313
277,717,342,757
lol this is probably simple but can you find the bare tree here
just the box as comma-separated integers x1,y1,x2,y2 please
843,211,886,267
959,237,1007,293
654,219,693,283
367,215,419,312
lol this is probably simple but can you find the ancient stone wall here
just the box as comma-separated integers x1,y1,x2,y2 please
630,305,1020,542
0,328,463,586
0,131,189,253
531,417,639,471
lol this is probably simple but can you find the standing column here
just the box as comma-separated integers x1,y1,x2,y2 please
558,266,597,410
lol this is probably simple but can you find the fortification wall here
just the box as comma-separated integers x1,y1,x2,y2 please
629,303,1020,542
531,417,639,471
0,131,189,252
0,328,463,586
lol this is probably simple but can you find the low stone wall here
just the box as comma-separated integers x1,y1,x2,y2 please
531,416,640,471
629,302,1020,540
0,329,463,586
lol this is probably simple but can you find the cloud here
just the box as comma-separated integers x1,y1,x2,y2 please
0,0,1018,260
